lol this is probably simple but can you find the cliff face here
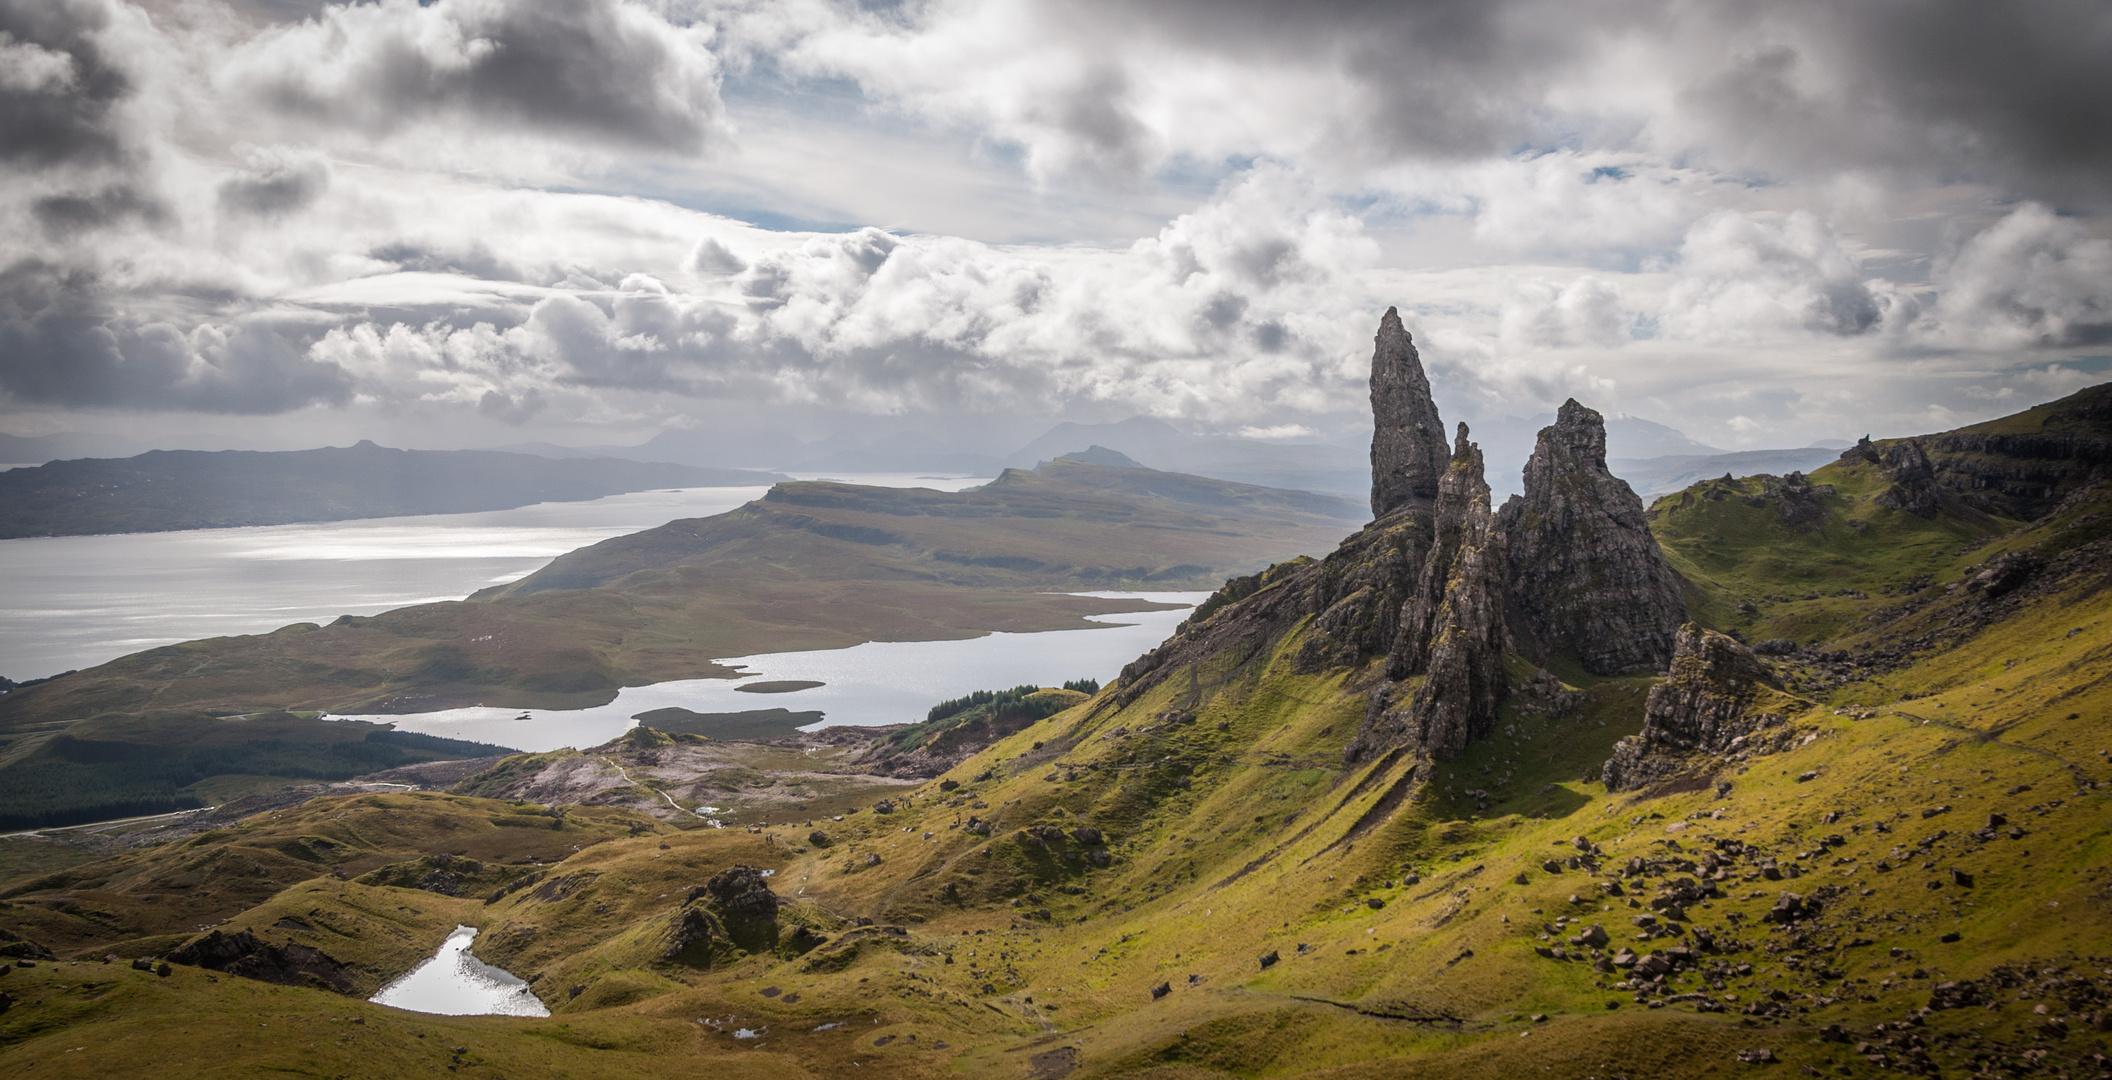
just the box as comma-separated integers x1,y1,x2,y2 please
1121,312,1694,778
1352,425,1508,764
1497,399,1685,675
1874,439,1945,518
1368,307,1451,518
1601,623,1784,791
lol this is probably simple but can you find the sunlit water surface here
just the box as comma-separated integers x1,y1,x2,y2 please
369,926,549,1017
332,592,1205,752
0,474,991,680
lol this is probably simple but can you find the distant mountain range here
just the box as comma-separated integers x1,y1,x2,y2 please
7,412,1848,508
0,442,788,538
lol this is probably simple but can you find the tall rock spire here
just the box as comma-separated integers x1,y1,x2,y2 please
1368,307,1450,519
1348,423,1508,765
1497,399,1685,675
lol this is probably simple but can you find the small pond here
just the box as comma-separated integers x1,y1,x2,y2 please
369,925,549,1017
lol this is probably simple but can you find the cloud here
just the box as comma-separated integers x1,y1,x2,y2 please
0,0,131,167
1660,210,1914,342
216,146,330,218
1500,274,1630,350
1936,202,2112,348
219,0,728,156
0,259,354,412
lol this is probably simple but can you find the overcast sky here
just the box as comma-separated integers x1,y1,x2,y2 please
2,0,2108,459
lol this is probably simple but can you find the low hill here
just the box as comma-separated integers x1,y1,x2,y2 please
0,440,787,537
483,459,1365,599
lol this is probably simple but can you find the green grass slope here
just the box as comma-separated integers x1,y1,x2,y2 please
3,400,2107,1079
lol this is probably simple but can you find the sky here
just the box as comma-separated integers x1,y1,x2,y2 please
2,0,2108,461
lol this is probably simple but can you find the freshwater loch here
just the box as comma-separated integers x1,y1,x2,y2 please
368,925,550,1017
333,591,1207,752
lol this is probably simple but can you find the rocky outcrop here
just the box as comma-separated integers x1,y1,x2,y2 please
1498,399,1685,675
683,865,781,955
1368,307,1451,518
167,928,354,992
1349,425,1508,764
1602,624,1785,791
1760,471,1831,527
1874,439,1945,518
663,906,721,966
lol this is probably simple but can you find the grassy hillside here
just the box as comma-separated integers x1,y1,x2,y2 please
1,395,2105,1078
3,480,2103,1078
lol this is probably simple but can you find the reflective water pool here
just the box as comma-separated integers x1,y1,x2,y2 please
368,925,549,1017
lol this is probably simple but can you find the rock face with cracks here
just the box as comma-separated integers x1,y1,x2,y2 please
1601,623,1784,791
1368,306,1451,519
1497,399,1685,675
1875,438,1946,518
1350,424,1509,764
1127,311,1701,778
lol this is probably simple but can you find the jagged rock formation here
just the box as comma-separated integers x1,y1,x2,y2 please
1349,425,1508,763
1497,399,1685,675
1122,312,1698,776
1368,307,1451,518
1601,624,1787,791
1874,439,1945,518
1760,471,1831,527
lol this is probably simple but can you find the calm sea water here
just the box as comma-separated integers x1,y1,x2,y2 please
332,592,1205,752
369,925,549,1017
0,474,991,681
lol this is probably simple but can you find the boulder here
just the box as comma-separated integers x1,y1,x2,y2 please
662,906,721,966
1602,624,1784,791
1965,551,2040,599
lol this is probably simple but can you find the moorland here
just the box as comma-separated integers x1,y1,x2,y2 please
0,322,2106,1080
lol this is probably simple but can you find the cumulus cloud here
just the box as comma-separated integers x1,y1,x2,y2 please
1660,210,1915,342
1,0,2109,453
0,260,354,412
216,147,330,219
1500,275,1630,350
219,0,728,156
1936,203,2112,348
0,0,131,167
